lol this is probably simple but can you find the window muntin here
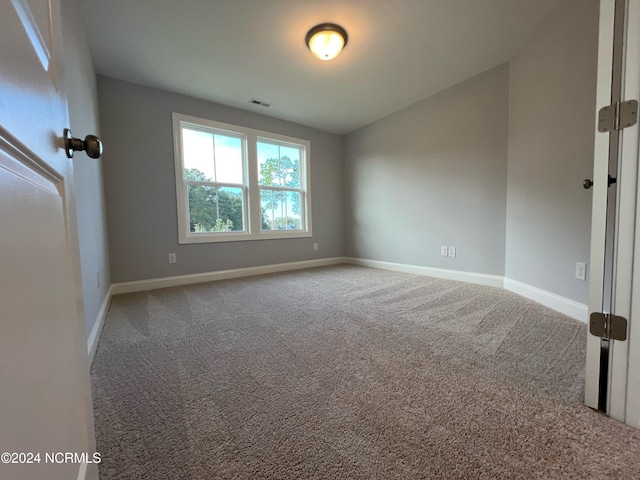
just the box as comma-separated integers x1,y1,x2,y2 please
173,113,311,244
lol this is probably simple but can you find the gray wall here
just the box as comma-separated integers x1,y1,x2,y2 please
98,77,344,283
60,1,105,478
505,0,599,303
345,65,509,276
97,0,598,305
62,0,111,336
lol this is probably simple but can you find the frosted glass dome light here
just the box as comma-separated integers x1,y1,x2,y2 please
305,24,348,61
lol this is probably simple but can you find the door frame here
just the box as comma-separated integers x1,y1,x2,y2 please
586,0,615,411
613,0,640,426
586,0,640,427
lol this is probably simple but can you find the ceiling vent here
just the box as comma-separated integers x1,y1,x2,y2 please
249,98,271,108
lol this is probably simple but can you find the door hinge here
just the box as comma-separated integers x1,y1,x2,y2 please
598,100,638,132
589,312,628,341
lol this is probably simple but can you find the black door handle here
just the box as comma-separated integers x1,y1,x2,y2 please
64,128,103,159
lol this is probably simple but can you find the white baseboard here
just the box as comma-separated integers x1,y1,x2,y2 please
345,257,505,288
111,257,348,295
504,277,588,323
87,285,113,364
345,257,587,323
76,462,87,480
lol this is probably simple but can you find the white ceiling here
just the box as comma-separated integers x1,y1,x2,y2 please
79,0,563,135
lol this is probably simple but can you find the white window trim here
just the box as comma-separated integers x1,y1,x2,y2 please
172,112,312,244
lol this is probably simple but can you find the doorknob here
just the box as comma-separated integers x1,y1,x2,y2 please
583,176,617,190
64,128,103,159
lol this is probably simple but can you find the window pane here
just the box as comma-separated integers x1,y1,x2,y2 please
187,184,244,232
260,189,302,231
214,135,243,184
257,141,301,188
183,128,215,181
182,128,243,184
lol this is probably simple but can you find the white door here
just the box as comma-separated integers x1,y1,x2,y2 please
586,0,640,427
0,1,97,479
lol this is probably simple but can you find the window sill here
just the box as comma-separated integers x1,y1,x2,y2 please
178,230,312,244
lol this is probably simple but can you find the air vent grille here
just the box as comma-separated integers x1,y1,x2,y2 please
249,98,271,107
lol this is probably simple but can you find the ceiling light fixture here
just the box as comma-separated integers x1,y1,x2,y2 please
305,23,348,61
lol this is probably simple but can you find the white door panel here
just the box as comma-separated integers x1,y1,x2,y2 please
0,0,66,172
0,1,96,479
0,150,83,480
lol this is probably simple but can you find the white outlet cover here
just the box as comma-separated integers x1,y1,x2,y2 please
441,246,448,256
575,262,587,281
448,246,456,257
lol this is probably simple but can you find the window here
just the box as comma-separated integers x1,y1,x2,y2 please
173,113,311,243
257,139,304,231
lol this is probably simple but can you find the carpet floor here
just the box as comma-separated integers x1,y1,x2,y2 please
91,265,640,479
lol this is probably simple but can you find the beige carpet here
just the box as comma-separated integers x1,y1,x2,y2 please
91,265,640,479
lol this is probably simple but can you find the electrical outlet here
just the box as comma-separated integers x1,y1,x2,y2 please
441,246,448,256
169,253,176,264
575,262,587,281
313,243,318,251
97,271,101,289
448,246,456,258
